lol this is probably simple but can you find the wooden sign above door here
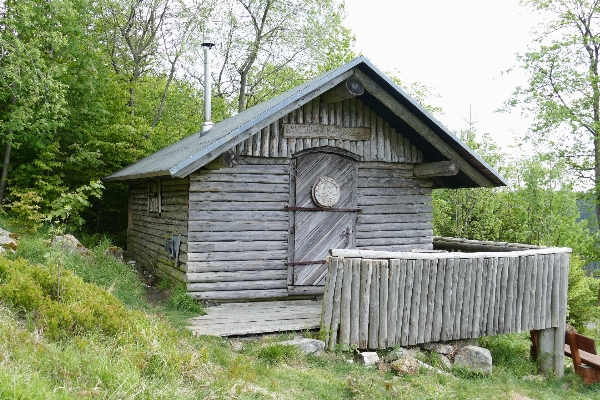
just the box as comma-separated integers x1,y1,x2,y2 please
282,123,370,141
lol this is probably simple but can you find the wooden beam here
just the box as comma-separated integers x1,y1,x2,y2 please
321,77,364,104
413,161,459,178
353,69,494,187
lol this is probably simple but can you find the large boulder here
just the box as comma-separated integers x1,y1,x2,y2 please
0,228,17,254
51,234,89,254
280,338,325,354
453,345,492,375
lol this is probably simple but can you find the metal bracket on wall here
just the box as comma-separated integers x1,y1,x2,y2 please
164,234,181,266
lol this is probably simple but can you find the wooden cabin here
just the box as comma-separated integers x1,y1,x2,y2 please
104,56,507,301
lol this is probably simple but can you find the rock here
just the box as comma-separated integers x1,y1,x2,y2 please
52,234,89,254
377,361,392,373
280,338,325,354
453,346,492,375
440,355,452,370
383,348,404,362
354,351,379,366
391,355,420,375
230,341,244,352
0,228,17,254
404,346,421,358
421,342,455,355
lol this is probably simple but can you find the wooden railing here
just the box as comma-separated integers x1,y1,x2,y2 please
321,238,570,376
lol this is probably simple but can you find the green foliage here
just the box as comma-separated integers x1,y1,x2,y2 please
567,256,600,331
5,190,44,234
46,180,104,226
0,257,131,339
166,285,204,314
256,343,301,365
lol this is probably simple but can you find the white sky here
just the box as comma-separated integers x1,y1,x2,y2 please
343,0,537,150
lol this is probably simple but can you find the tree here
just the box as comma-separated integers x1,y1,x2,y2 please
507,0,600,225
0,0,69,204
204,0,355,113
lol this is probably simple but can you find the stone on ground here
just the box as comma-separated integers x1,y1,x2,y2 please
354,351,379,366
391,355,420,375
453,345,492,375
280,338,325,354
52,234,89,254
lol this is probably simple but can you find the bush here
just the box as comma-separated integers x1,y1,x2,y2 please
0,257,130,339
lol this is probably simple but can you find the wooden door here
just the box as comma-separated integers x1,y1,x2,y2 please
290,151,357,287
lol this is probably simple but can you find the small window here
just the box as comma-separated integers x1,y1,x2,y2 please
148,179,161,214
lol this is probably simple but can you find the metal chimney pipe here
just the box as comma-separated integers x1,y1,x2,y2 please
201,42,215,133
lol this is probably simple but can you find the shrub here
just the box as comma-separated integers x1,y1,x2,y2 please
0,257,129,339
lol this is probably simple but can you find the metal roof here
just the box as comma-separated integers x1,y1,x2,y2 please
104,56,507,188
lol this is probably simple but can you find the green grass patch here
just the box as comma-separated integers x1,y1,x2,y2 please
2,227,600,398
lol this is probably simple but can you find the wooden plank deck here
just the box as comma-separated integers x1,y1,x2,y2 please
188,300,322,336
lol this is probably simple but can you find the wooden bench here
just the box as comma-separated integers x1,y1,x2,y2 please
564,331,600,384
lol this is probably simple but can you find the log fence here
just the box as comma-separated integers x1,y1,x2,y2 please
321,239,570,376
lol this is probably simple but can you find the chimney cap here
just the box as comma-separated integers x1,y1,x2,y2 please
202,42,215,48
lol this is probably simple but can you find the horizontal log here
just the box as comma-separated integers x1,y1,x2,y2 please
187,250,288,262
188,210,288,222
189,182,289,193
189,192,289,202
186,260,285,273
188,231,288,242
358,162,414,170
190,173,289,184
357,195,432,206
188,201,287,211
187,280,287,292
187,241,287,252
356,236,432,247
187,269,287,283
356,229,433,239
188,289,288,300
413,161,459,178
359,204,433,214
188,221,288,232
287,286,325,296
358,212,433,224
330,247,571,259
357,168,414,179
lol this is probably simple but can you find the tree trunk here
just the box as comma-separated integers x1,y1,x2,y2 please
238,70,248,113
0,92,16,204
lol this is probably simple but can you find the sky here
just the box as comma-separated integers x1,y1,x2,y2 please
342,0,538,150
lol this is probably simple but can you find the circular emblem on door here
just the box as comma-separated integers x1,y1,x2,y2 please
312,176,340,208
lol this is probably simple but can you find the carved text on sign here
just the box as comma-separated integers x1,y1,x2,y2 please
282,124,370,141
312,177,340,208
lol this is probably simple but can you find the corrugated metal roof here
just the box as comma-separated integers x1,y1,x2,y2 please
104,56,507,188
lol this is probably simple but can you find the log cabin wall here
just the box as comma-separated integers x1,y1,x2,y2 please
185,96,434,301
186,158,291,300
128,177,189,283
356,162,433,251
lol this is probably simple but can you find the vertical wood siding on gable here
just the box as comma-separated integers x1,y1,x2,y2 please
128,178,189,283
355,162,434,251
234,96,424,163
186,158,291,300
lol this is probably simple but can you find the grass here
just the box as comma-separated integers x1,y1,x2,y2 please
1,226,600,398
